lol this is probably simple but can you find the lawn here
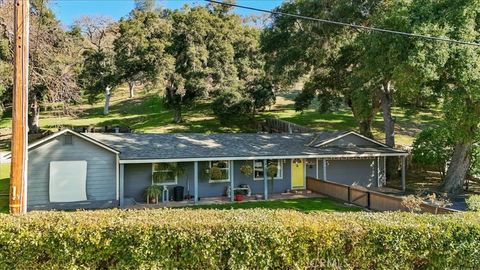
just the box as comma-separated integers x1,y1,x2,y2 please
0,163,9,213
188,197,362,212
0,87,443,151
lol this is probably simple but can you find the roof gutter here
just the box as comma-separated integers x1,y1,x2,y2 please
119,152,408,164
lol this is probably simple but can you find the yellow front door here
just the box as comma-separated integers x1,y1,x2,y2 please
291,159,305,189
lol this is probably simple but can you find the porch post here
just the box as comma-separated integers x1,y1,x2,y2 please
194,161,199,204
230,160,234,202
263,159,268,200
119,164,125,208
401,156,406,191
377,157,380,187
322,159,327,180
383,156,387,185
315,158,319,179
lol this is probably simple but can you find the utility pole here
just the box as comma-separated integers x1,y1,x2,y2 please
10,0,29,214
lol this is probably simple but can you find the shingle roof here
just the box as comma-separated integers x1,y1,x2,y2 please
306,130,350,146
85,131,406,160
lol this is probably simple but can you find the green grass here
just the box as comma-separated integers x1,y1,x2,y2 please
187,197,362,212
0,87,443,150
0,163,10,213
260,96,442,146
0,92,256,134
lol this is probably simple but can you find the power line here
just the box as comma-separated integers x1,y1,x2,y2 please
205,0,480,47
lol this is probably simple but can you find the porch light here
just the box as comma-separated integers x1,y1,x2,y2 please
293,159,302,167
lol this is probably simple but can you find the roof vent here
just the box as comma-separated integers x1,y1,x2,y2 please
64,134,73,145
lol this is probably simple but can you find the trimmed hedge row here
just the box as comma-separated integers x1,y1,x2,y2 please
0,209,478,269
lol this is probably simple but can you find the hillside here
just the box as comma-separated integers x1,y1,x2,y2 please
0,87,442,151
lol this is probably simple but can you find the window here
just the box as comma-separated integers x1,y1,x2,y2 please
253,159,283,180
209,161,230,183
152,163,177,185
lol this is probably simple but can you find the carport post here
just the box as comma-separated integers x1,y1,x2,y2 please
401,156,406,191
230,160,234,202
119,164,125,207
263,159,268,200
194,161,199,204
322,159,327,180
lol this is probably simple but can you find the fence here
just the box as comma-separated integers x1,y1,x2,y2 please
306,177,455,214
260,118,315,133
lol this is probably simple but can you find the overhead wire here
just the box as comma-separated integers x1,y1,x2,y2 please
205,0,480,47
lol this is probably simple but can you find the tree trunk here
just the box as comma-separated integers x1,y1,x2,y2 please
358,119,374,138
28,96,40,134
380,81,395,147
379,81,398,178
347,94,379,140
128,81,135,98
173,105,183,123
104,86,111,115
442,143,472,194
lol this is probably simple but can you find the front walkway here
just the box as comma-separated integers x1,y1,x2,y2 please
126,190,324,209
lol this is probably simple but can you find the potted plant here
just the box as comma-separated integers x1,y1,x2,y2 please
145,185,162,204
240,163,253,176
153,163,185,183
234,189,245,202
267,163,278,180
209,166,223,181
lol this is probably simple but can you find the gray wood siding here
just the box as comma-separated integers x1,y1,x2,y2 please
323,158,383,187
27,134,117,210
306,158,318,178
124,160,293,202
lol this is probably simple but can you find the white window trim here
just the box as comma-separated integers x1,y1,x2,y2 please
253,159,283,180
208,161,230,183
152,163,178,186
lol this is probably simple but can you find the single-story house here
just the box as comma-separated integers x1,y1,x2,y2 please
23,129,408,211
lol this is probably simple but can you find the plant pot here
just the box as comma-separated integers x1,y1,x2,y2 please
235,194,244,202
149,197,157,204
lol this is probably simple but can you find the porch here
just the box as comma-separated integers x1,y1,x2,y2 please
118,156,407,207
119,159,305,207
126,189,322,209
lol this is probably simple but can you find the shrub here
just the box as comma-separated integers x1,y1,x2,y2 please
467,195,480,211
244,78,276,112
412,127,480,180
0,209,479,269
212,91,252,123
411,127,453,179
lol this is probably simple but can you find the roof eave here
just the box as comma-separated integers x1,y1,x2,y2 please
27,129,120,155
118,152,408,164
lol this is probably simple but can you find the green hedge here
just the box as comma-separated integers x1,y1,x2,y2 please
0,209,479,269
